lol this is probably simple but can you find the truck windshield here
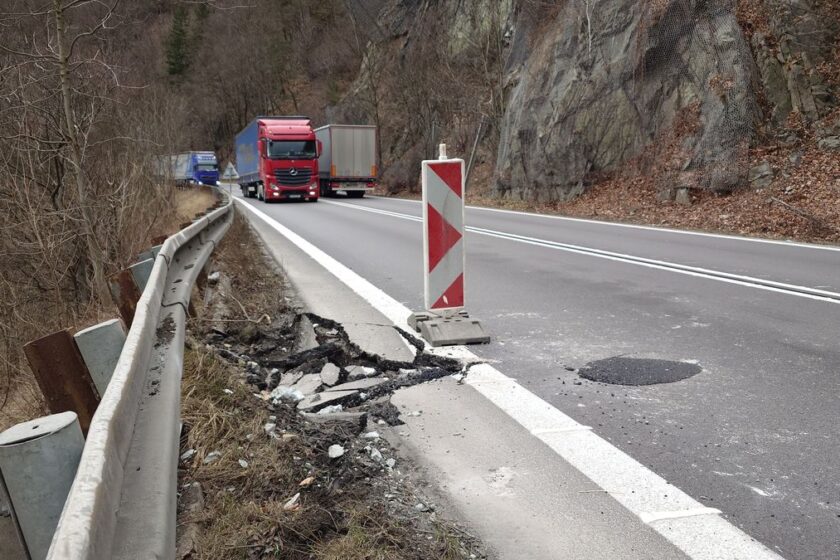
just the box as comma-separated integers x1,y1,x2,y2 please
267,140,317,159
196,163,217,171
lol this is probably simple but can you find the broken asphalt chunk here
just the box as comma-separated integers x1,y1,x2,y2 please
319,362,341,386
297,390,358,411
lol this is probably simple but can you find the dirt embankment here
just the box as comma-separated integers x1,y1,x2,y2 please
177,212,486,559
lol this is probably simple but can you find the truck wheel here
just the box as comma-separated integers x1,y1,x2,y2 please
347,191,365,199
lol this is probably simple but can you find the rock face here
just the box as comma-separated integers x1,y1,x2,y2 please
495,0,759,201
749,0,839,125
340,0,838,201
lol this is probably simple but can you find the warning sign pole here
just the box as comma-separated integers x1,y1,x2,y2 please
409,144,489,347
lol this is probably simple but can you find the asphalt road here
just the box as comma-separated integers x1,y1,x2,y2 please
235,192,840,559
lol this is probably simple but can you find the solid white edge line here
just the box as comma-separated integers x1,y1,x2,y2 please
367,195,840,252
324,200,840,305
235,197,784,560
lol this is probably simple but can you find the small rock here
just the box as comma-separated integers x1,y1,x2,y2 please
347,365,378,380
320,363,341,386
450,373,464,383
369,448,383,462
748,161,773,189
283,493,301,511
207,271,221,284
264,423,276,436
270,386,305,404
238,459,249,468
328,444,345,459
377,419,387,426
299,476,315,488
316,404,344,414
414,502,430,512
362,431,380,440
385,458,396,469
180,449,196,462
281,433,298,442
675,187,691,206
203,451,222,465
223,389,234,395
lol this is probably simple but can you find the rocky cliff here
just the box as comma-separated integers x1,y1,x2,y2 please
339,0,839,202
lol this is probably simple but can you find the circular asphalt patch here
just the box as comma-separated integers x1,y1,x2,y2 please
578,357,701,386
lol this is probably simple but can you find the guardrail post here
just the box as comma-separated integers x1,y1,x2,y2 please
129,258,155,292
108,269,142,328
73,319,127,396
23,331,100,435
0,412,84,560
137,244,162,264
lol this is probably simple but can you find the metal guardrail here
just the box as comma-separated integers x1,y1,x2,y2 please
44,191,233,560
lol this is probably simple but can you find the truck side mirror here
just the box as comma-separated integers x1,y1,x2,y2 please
316,140,323,157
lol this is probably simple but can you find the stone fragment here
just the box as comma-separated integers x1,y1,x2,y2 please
675,188,691,206
319,363,341,386
292,373,323,395
203,451,221,465
283,493,301,511
328,445,345,459
346,365,378,380
297,390,358,411
748,161,774,189
295,315,319,352
326,377,387,392
270,386,304,404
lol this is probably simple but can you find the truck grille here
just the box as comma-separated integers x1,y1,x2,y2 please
274,168,312,186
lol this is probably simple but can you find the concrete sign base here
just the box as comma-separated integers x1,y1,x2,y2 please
408,311,490,347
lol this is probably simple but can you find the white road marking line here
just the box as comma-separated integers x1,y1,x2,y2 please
640,508,723,524
368,195,840,252
324,199,840,304
235,197,784,560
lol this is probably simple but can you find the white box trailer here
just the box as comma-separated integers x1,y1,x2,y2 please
315,125,377,198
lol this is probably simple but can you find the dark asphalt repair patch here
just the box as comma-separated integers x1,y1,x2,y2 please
578,357,701,386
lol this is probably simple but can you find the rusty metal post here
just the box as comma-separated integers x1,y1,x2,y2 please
22,331,100,435
108,269,142,328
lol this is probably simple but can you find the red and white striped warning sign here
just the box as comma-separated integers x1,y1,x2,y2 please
422,153,466,312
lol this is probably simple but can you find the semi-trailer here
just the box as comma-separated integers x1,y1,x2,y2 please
152,152,219,186
314,124,377,198
235,116,320,202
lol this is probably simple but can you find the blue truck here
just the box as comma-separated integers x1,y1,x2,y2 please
153,151,219,186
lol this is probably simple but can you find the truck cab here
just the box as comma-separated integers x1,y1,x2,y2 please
192,152,219,186
236,117,320,202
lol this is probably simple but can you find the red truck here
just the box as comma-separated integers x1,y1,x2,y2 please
235,116,320,202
